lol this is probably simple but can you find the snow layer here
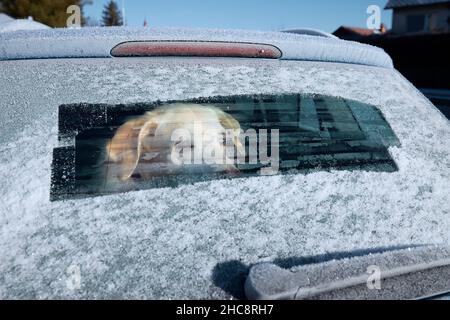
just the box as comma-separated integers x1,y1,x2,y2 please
0,19,50,33
0,27,393,68
0,58,449,299
0,13,14,25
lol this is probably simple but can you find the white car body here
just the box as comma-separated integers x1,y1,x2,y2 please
0,27,449,299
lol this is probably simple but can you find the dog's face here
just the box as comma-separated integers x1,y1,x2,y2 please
106,104,244,181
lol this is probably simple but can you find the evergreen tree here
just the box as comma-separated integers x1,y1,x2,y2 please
101,0,123,27
0,0,91,27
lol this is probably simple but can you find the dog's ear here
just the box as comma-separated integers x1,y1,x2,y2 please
216,109,245,157
106,113,158,181
216,109,241,132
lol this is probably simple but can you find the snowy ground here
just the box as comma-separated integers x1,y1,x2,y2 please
0,58,449,299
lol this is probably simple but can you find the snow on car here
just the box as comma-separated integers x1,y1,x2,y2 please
0,27,449,299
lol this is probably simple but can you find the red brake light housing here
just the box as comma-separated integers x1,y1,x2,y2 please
111,41,282,59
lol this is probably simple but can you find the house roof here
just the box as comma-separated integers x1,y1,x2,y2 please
333,26,376,37
385,0,450,9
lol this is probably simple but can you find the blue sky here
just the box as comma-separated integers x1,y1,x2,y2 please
85,0,393,32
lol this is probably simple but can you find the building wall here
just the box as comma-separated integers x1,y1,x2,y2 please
358,33,450,88
392,4,450,34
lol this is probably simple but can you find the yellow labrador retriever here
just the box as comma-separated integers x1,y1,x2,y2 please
106,103,244,181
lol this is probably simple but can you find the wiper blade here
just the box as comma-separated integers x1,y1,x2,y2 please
245,245,450,300
418,290,450,300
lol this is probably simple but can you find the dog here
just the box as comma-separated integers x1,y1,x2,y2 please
106,103,245,182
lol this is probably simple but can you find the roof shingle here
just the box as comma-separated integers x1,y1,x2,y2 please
385,0,450,9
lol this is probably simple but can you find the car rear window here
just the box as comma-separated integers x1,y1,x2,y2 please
50,94,400,201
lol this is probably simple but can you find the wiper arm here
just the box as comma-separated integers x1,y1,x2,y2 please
246,245,450,300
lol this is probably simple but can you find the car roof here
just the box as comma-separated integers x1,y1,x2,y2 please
0,26,393,68
282,28,339,39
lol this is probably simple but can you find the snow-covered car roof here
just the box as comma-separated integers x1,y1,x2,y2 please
0,27,393,68
1,55,449,298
